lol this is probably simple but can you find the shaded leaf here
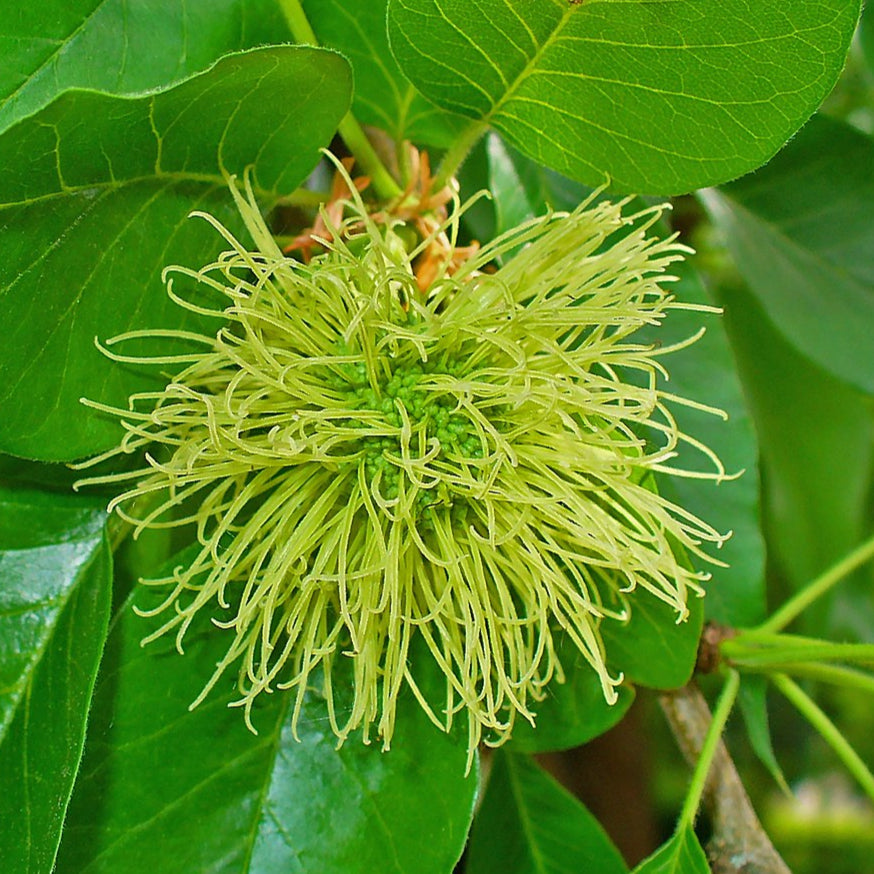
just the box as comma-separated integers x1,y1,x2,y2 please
303,0,467,147
387,0,859,193
738,675,788,792
0,486,111,874
715,281,874,639
702,114,874,394
466,751,628,874
56,548,477,874
631,826,709,874
0,0,287,132
0,46,351,461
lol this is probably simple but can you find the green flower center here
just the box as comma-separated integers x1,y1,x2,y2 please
331,359,486,514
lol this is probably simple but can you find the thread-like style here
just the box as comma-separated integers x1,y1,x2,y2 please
77,175,728,760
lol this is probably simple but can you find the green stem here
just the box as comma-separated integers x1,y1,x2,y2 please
278,0,318,42
756,533,874,634
677,669,740,831
723,637,874,669
273,189,332,208
433,120,489,191
738,662,874,696
773,673,874,804
276,0,403,201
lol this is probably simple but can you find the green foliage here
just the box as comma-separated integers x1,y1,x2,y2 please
55,550,477,873
0,46,351,460
703,114,874,395
0,0,287,133
0,1,872,872
0,487,111,873
302,0,467,147
630,827,710,874
466,751,628,874
387,0,860,192
506,648,635,754
717,281,874,630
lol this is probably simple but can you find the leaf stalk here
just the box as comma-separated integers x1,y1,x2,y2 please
276,0,403,201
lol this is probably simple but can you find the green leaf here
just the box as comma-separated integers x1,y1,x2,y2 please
631,826,709,874
0,486,111,874
56,548,477,874
0,0,287,133
648,256,765,628
714,281,874,639
860,2,874,75
302,0,467,148
602,590,703,690
507,641,635,754
0,46,351,462
387,0,860,194
737,675,788,792
702,114,874,395
466,751,628,874
484,135,590,219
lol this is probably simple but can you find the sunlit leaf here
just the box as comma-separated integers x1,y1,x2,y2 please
387,0,859,193
0,46,351,461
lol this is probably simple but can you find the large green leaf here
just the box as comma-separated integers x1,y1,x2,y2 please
0,0,287,133
56,549,477,874
702,114,874,395
631,826,709,874
302,0,467,148
0,46,351,462
387,0,859,194
466,751,628,874
716,281,874,639
0,486,111,874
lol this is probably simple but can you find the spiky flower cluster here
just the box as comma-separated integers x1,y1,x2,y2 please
78,176,726,757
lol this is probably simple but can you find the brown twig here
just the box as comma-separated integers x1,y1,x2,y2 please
659,684,792,874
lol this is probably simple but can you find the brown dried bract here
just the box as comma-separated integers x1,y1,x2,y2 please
285,147,480,294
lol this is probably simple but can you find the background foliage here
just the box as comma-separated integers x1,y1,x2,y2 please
1,1,872,872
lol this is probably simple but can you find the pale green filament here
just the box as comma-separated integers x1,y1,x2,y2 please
76,174,728,761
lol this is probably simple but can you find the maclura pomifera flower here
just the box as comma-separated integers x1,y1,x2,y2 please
76,171,727,760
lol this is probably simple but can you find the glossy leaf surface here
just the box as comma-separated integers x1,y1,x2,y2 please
0,487,111,873
507,643,635,754
0,0,287,133
56,553,477,874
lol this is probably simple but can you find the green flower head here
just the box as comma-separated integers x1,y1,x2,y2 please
78,174,727,759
